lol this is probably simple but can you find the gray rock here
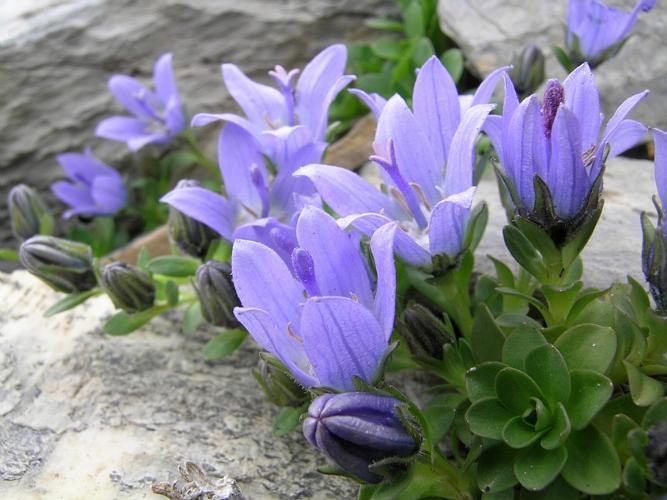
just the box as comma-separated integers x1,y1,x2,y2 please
437,0,667,130
0,0,396,246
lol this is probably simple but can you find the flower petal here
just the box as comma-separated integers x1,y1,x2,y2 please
91,174,127,215
108,75,156,120
56,151,118,185
153,52,178,104
428,187,475,257
348,89,387,119
127,133,169,152
653,128,667,210
471,65,511,106
51,181,95,216
563,63,602,151
605,119,647,157
160,186,235,241
301,296,386,391
95,116,149,143
370,222,397,340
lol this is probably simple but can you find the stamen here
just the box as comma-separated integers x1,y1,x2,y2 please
286,323,303,343
269,226,296,256
291,248,320,297
541,79,564,139
370,140,428,228
582,144,597,167
410,182,431,211
250,164,270,218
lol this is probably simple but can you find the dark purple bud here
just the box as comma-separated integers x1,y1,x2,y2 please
542,79,565,139
101,262,155,313
291,248,320,297
303,392,419,483
8,184,53,242
646,419,667,485
19,236,97,294
168,179,218,258
194,260,241,328
397,303,454,360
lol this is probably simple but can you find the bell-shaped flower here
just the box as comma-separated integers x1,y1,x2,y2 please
566,0,656,66
296,56,504,268
190,44,354,165
486,63,649,221
96,53,186,151
231,206,398,391
51,149,127,219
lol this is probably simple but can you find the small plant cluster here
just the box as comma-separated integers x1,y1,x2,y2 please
5,0,667,498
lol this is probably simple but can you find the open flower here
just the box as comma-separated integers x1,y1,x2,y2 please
51,149,126,219
96,53,185,151
297,56,504,268
566,0,656,66
487,63,649,221
231,206,397,391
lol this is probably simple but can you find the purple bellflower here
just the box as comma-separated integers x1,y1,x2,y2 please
51,149,127,219
296,56,506,268
566,0,656,66
96,53,186,151
303,392,419,483
231,206,398,392
486,63,649,221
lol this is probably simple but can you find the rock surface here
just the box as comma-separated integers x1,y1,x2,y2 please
0,0,395,246
437,0,667,130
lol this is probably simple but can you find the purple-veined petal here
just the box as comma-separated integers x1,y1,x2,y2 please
233,217,297,267
296,206,373,307
270,170,318,218
484,115,504,164
108,75,156,120
348,89,387,119
56,151,118,185
300,296,386,391
234,307,316,387
563,63,602,150
444,104,495,195
294,164,401,218
160,186,235,241
548,106,590,218
653,128,667,210
261,125,322,172
338,213,431,267
370,222,397,341
375,95,441,204
153,52,178,104
501,72,520,126
428,187,475,257
95,116,149,143
606,119,647,157
601,90,650,144
471,65,511,106
222,63,287,127
91,174,127,214
503,96,548,209
413,56,461,167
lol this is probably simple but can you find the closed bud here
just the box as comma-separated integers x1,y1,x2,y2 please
641,211,667,315
168,179,218,258
19,236,97,294
8,184,53,242
398,304,454,360
101,262,155,313
303,393,420,483
254,359,308,407
509,43,545,96
194,260,241,328
646,419,667,485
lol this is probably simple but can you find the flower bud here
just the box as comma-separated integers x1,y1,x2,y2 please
509,43,545,97
646,419,667,485
254,359,308,407
303,392,419,483
194,260,241,328
641,212,667,315
397,304,453,360
19,236,97,294
101,262,155,313
168,179,218,258
8,184,53,242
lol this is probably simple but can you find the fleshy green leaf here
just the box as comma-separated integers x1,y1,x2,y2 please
103,308,161,336
440,48,464,83
540,402,571,450
203,328,247,360
627,428,648,467
624,361,665,407
561,427,621,495
466,398,516,440
623,457,646,494
502,416,542,449
612,414,639,456
519,477,579,499
471,305,506,362
477,444,518,493
466,362,505,403
502,326,548,370
495,367,543,413
402,1,424,38
525,345,571,405
44,289,100,317
0,248,19,261
182,301,203,335
566,369,613,430
146,255,200,277
554,324,617,373
370,38,404,60
642,397,667,430
514,444,567,491
503,225,547,282
165,280,179,307
411,37,434,66
422,394,456,446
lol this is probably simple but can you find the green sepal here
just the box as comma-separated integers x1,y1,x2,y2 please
554,324,617,373
502,225,547,282
463,201,489,252
566,369,613,430
514,443,567,491
273,404,307,437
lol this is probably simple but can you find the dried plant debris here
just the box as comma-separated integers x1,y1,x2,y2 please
151,461,244,500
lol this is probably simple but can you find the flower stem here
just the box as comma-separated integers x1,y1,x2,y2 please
181,130,221,182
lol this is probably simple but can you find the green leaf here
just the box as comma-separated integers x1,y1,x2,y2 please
422,394,456,445
624,361,665,407
540,402,571,450
182,301,203,335
561,427,621,495
365,17,404,31
137,247,151,270
566,369,613,430
370,38,404,60
402,1,425,37
612,414,639,456
411,37,434,66
489,256,515,287
627,428,648,467
495,367,544,413
203,328,247,360
642,397,667,430
146,255,200,277
502,416,542,449
502,225,546,282
502,326,548,370
165,280,179,307
273,405,305,437
44,289,100,317
554,324,617,373
466,398,516,440
104,308,161,336
471,305,506,362
477,444,518,493
0,248,19,261
466,362,505,403
519,477,579,499
525,345,571,405
565,287,610,326
514,444,567,491
622,457,646,494
440,48,464,83
551,46,575,73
